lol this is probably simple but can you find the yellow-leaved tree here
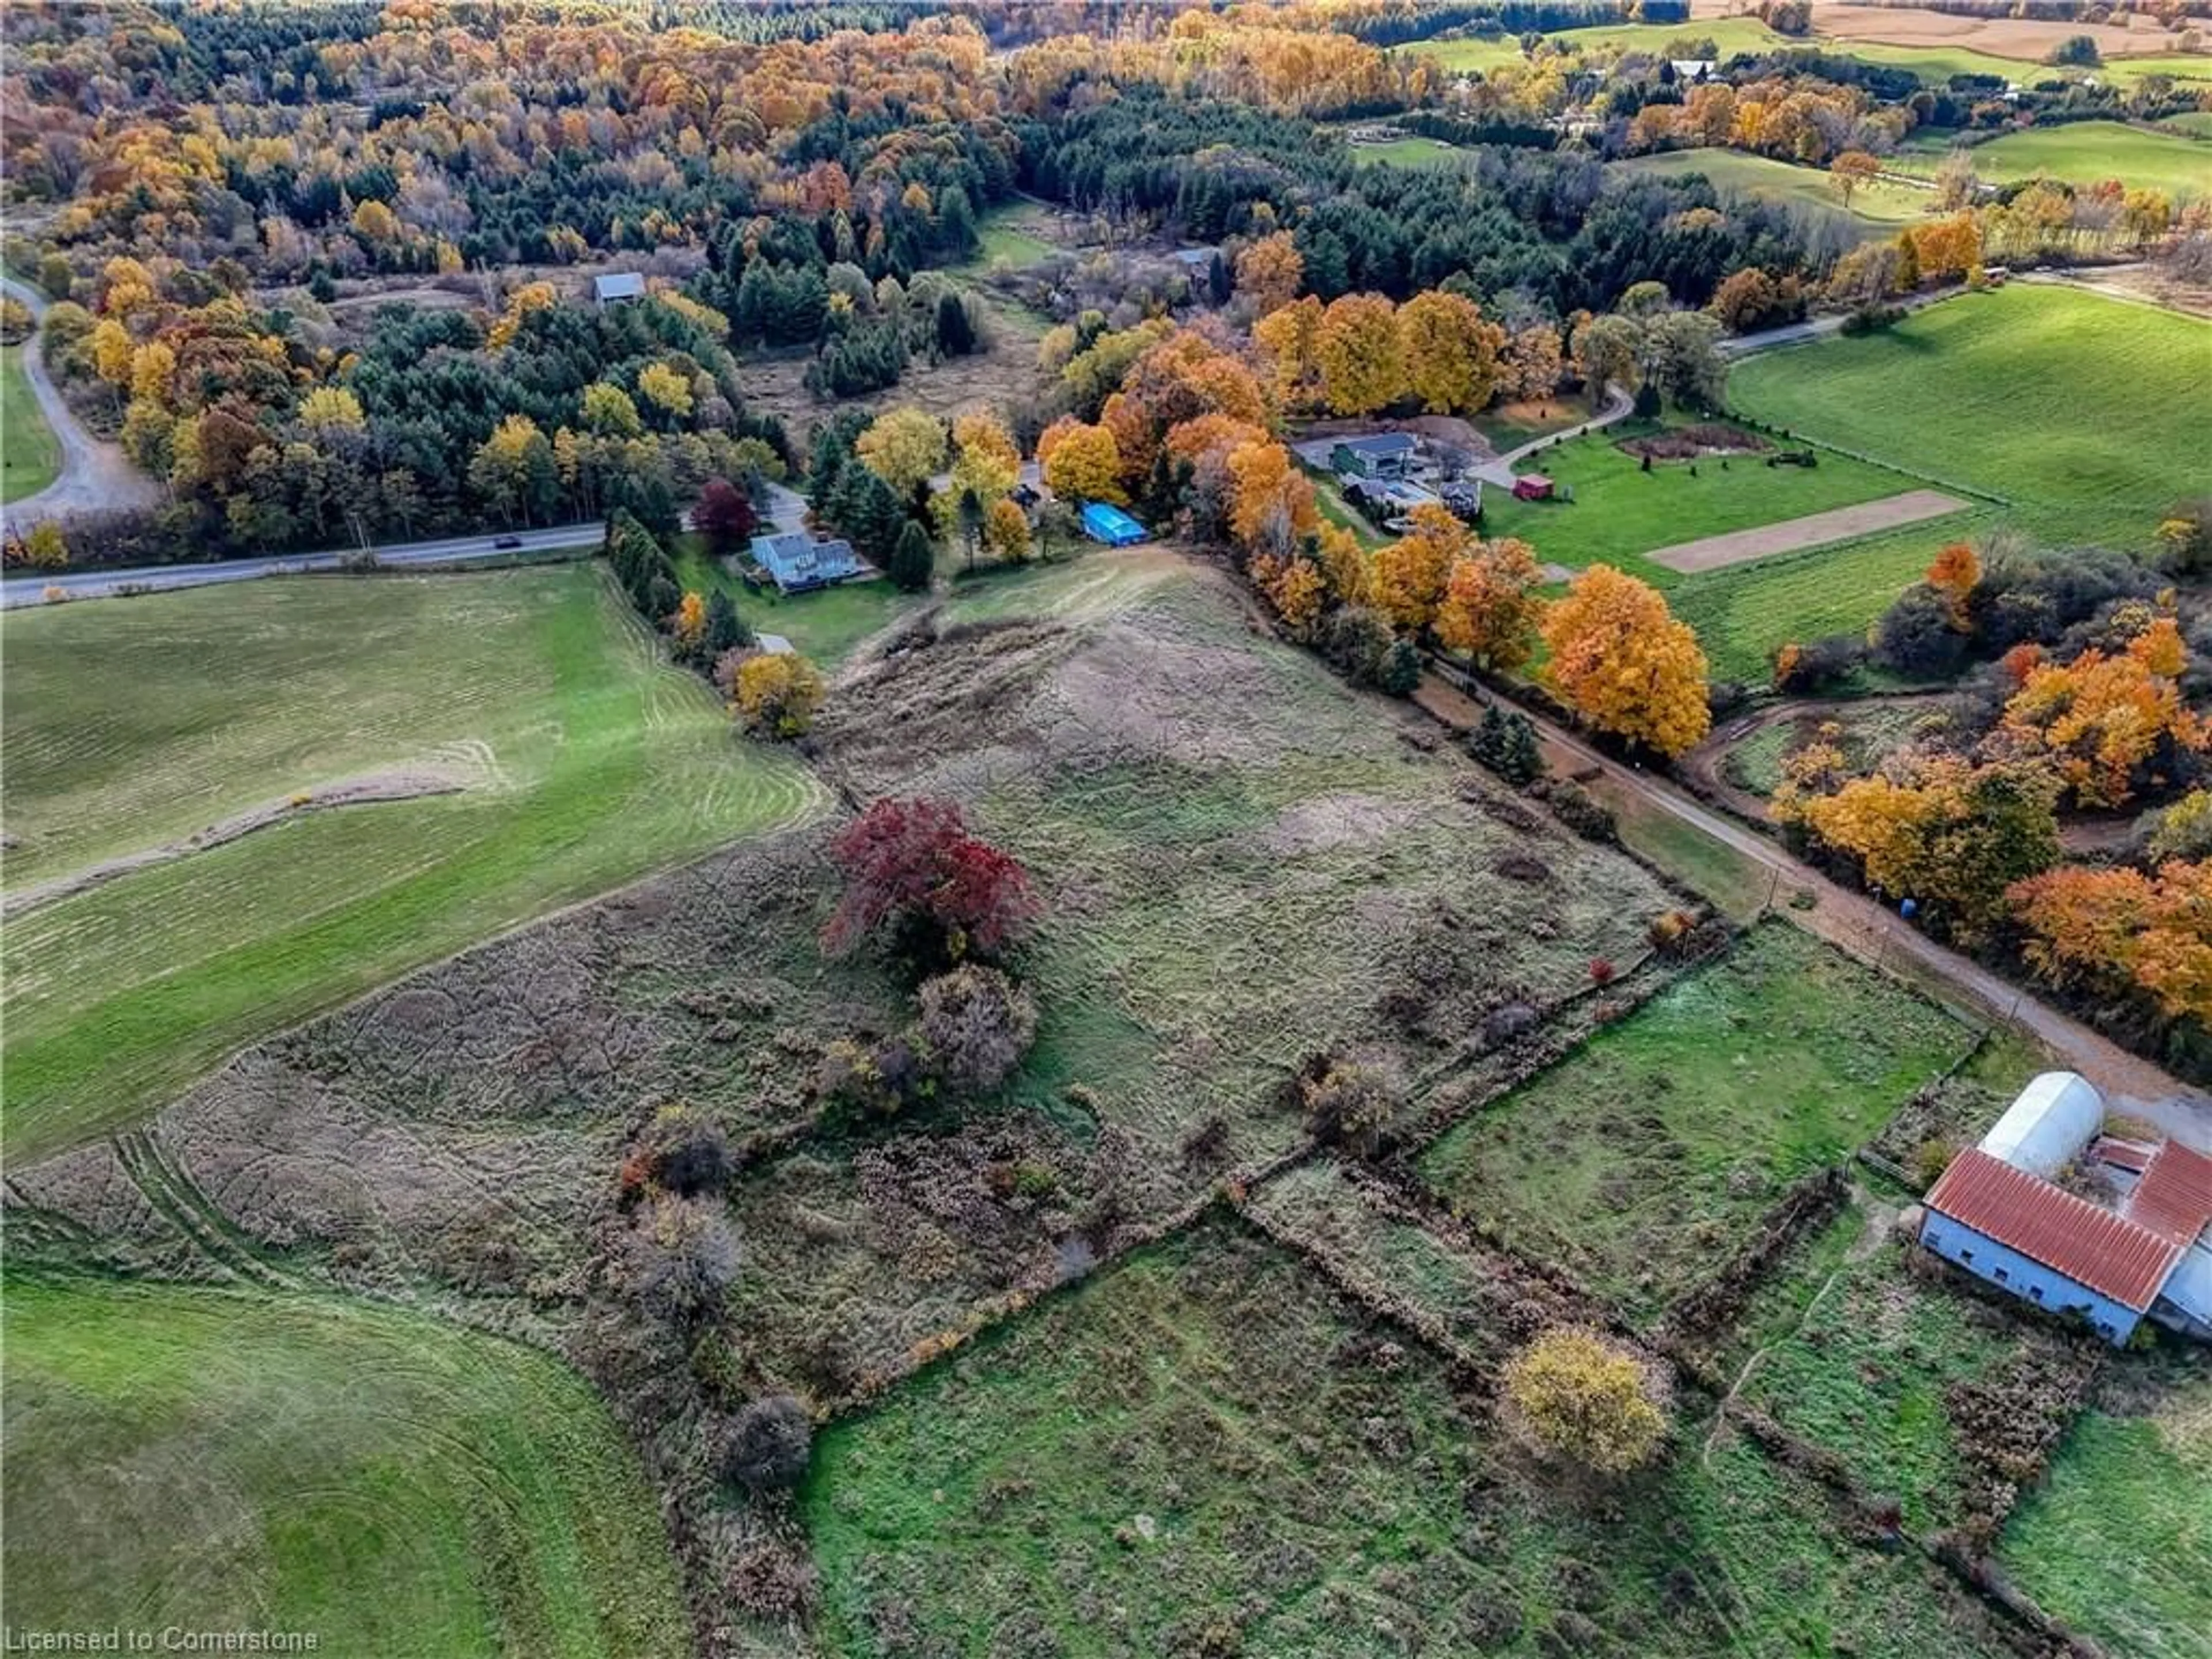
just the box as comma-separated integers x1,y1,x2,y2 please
1039,420,1126,506
1317,292,1405,417
856,407,948,502
1396,290,1506,416
1539,564,1710,757
1370,503,1468,632
1501,1327,1667,1475
733,652,825,738
1434,535,1543,671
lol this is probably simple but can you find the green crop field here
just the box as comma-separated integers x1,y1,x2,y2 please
808,1221,2025,1657
1,565,825,1161
1998,1361,2212,1659
1614,147,1934,230
1670,505,2004,682
1419,922,1972,1324
1476,417,1945,586
3,1275,687,1658
1891,121,2211,199
2,343,60,502
1728,286,2212,551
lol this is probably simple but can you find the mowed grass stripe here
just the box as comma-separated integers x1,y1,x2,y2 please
2,566,824,1160
3,1275,688,1659
1,343,60,502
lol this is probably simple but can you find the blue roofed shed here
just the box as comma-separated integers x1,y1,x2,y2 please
1080,502,1147,547
749,531,870,594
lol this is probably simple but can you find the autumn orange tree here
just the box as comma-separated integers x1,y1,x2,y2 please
2011,861,2211,1025
1434,535,1543,672
1539,565,1710,757
1370,504,1467,631
1038,419,1126,505
1780,756,2061,935
1925,541,1979,626
1252,294,1327,415
1234,230,1304,315
1997,617,2203,808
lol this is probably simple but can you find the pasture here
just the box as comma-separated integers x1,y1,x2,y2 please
1475,418,1942,584
1728,286,2212,551
2,343,59,502
1411,16,1787,74
1418,922,1973,1325
3,1275,687,1659
1998,1356,2212,1659
1346,132,1467,168
1892,122,2211,199
1,565,825,1160
1615,147,1933,230
806,1221,2029,1657
954,203,1059,271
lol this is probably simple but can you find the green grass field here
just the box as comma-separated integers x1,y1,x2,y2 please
1671,505,2003,683
1998,1360,2212,1659
808,1221,2025,1657
2,565,825,1160
1419,922,1972,1324
1890,121,2211,198
1728,286,2212,552
1411,16,1787,74
1615,147,1934,231
1346,133,1466,168
1477,417,1946,584
953,203,1058,271
669,543,916,664
3,1275,687,1658
2,342,60,502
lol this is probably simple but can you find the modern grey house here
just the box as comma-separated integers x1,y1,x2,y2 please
1330,433,1418,481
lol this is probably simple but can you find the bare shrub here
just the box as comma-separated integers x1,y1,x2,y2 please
624,1194,738,1321
1298,1055,1404,1157
721,1394,815,1492
914,964,1037,1094
728,1540,820,1620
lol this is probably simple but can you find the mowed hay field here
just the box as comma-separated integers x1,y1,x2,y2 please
1613,147,1933,230
2,342,60,502
1478,418,1942,582
1893,122,2212,200
1728,286,2212,551
1419,922,1972,1325
1,565,825,1161
806,1222,2028,1658
3,1275,687,1659
1997,1357,2212,1659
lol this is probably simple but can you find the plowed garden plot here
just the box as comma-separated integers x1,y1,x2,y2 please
804,1221,2031,1658
2,1275,687,1659
1647,489,1968,574
1,566,825,1161
1417,922,1974,1327
1998,1351,2212,1659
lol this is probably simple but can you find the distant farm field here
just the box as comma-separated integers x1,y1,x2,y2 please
3,1275,687,1659
2,343,59,502
1419,922,1972,1324
1,566,824,1160
1998,1359,2212,1659
1615,147,1933,229
1891,121,2211,199
1728,286,2212,550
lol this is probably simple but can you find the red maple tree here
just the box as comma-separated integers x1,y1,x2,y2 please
822,797,1039,964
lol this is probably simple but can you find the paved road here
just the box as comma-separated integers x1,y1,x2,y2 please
1471,382,1634,488
1,276,162,533
1417,668,2211,1142
1,522,602,608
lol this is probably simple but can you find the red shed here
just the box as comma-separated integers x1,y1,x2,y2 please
1511,474,1555,501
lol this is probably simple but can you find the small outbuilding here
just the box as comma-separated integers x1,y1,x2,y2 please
1979,1071,2104,1177
1331,434,1418,481
1511,474,1555,502
593,272,646,306
1080,501,1147,547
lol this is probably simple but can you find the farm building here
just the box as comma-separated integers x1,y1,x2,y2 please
1331,434,1419,481
593,272,646,306
748,531,870,594
1919,1072,2212,1345
1080,502,1147,547
1511,474,1555,502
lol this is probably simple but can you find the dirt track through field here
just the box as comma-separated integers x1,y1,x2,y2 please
1648,489,1968,574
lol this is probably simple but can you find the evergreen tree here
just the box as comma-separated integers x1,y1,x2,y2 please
1468,704,1544,785
1380,638,1423,698
704,588,751,655
888,517,935,593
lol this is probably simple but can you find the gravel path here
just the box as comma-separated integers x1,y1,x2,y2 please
0,276,161,536
1647,488,1969,574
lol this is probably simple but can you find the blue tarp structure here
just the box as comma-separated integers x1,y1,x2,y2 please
1080,502,1147,547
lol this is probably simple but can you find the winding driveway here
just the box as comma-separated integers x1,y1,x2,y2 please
1,276,161,535
1415,667,2210,1143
